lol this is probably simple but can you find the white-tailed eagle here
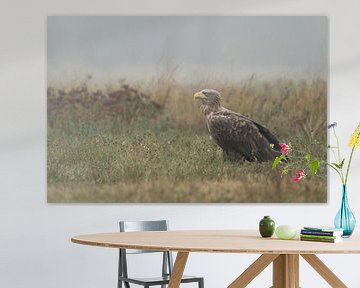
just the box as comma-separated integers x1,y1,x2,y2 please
194,89,282,162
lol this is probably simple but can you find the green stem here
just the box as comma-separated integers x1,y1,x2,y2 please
345,129,360,185
332,127,345,182
345,145,356,185
333,127,342,162
327,163,345,184
330,148,339,164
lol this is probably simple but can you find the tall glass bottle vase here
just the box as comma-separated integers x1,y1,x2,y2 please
334,185,356,237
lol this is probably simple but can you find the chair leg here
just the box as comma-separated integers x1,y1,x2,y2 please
198,278,204,288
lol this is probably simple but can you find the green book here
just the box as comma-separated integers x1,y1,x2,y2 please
300,235,342,243
300,234,339,240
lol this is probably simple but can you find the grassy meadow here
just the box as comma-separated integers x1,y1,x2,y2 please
47,75,327,203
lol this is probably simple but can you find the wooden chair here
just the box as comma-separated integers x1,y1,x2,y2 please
118,220,204,288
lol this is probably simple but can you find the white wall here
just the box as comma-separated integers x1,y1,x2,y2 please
1,0,360,287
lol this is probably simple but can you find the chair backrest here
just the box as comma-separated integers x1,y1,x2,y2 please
120,220,168,232
119,220,169,254
118,220,174,282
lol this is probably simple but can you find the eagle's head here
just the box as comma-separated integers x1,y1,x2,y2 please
194,89,221,114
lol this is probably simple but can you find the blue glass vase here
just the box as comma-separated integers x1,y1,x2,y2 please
334,185,356,237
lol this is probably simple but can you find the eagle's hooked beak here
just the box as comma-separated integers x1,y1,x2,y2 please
194,91,206,100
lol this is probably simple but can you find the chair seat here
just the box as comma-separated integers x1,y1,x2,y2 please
119,274,203,286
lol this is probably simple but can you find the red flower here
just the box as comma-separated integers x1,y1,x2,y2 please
293,169,306,183
279,143,289,155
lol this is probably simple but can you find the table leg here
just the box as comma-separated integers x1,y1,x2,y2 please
272,254,299,288
301,254,347,288
228,254,279,288
229,253,348,288
168,251,189,288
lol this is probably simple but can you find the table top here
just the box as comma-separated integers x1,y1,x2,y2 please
71,230,360,254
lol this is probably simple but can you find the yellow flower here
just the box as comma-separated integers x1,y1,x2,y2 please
349,122,360,147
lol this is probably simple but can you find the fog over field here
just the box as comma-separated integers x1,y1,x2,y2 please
47,16,328,203
47,16,328,84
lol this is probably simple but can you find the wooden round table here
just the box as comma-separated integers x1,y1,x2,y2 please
72,230,360,288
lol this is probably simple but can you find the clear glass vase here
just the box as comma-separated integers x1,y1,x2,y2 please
334,185,356,237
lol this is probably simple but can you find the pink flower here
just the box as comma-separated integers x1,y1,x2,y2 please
293,169,306,183
279,143,289,155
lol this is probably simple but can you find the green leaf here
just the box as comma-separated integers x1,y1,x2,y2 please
272,156,282,169
328,163,341,173
311,159,319,175
332,162,341,169
305,154,311,163
269,143,274,149
339,158,345,169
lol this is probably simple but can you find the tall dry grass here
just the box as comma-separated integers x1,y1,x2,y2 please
47,74,327,203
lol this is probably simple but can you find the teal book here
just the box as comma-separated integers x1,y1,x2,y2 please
303,226,343,232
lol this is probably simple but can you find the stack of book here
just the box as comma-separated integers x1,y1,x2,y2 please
300,226,344,243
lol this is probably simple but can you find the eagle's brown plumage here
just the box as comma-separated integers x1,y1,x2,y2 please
194,89,282,162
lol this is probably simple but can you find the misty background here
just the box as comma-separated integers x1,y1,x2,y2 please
47,16,328,84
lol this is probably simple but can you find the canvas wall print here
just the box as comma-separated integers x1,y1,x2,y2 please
47,16,328,203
